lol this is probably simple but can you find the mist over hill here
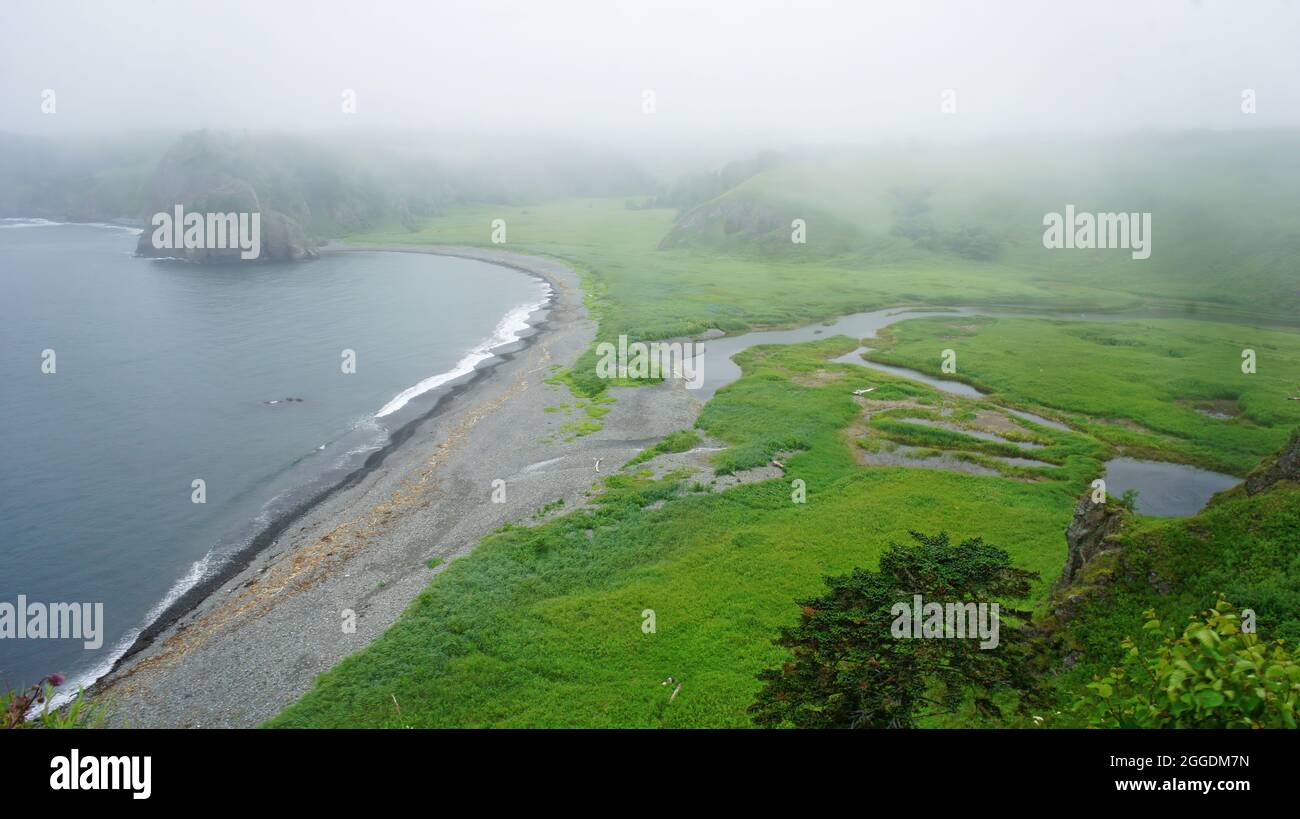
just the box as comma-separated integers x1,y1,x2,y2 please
0,129,655,244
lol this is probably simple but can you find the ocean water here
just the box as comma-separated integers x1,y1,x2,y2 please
0,221,548,693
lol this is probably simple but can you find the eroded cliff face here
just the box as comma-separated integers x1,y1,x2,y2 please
1245,429,1300,496
1043,430,1299,627
134,133,317,263
1055,494,1127,592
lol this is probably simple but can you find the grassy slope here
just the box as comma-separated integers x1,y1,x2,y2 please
273,135,1300,726
1045,481,1300,722
343,198,1134,344
726,133,1300,322
348,138,1300,343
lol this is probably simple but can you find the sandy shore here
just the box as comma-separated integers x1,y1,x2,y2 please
93,245,701,727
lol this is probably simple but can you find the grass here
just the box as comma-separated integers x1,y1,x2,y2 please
625,430,701,468
866,316,1300,474
272,318,1300,727
349,133,1300,350
273,136,1300,727
346,199,1135,350
270,338,1094,727
1042,481,1300,726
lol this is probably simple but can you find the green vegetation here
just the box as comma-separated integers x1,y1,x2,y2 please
625,430,701,467
272,317,1300,727
1076,599,1299,728
272,134,1300,728
749,531,1041,728
543,370,616,436
1040,480,1300,705
271,258,1300,733
270,339,1086,727
350,133,1300,352
866,316,1300,474
534,498,565,518
3,676,103,729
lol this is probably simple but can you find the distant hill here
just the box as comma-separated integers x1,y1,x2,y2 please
658,132,1300,319
0,129,655,261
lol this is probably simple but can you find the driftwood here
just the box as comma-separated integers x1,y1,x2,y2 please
661,676,682,703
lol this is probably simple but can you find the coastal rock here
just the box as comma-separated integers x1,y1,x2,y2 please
134,131,318,264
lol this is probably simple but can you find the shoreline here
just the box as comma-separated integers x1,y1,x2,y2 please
85,246,1295,726
95,244,567,681
110,280,555,672
90,245,700,727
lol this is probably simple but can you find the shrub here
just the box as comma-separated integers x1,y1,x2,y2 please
1077,598,1300,728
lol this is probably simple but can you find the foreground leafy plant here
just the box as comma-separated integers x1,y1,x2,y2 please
2,674,103,729
1077,598,1300,728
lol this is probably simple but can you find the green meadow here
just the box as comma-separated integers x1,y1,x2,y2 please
274,137,1300,727
349,133,1300,342
270,339,1085,727
865,316,1300,474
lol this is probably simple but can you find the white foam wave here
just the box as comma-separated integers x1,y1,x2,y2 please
0,217,142,234
0,218,59,229
40,551,218,715
39,278,551,715
374,287,550,419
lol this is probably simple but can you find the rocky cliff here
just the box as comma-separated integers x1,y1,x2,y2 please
1245,428,1300,496
134,132,316,263
1055,493,1127,591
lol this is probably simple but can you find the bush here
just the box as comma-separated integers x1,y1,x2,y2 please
1077,598,1300,728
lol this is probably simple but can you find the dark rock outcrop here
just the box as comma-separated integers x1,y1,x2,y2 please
1245,428,1300,496
1055,493,1127,591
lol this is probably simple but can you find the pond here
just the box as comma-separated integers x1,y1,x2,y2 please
1102,457,1240,516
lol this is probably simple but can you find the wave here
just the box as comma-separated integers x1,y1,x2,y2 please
374,283,551,419
0,217,142,235
0,217,60,228
39,551,217,716
38,276,551,713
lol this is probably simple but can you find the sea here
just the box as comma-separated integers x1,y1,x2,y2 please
0,219,549,696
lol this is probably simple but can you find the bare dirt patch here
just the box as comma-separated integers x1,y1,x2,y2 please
792,368,846,387
972,409,1023,435
1178,398,1241,420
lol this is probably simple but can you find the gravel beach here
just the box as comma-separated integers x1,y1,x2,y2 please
92,245,701,728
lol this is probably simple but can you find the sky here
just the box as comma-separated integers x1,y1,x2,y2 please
2,0,1299,149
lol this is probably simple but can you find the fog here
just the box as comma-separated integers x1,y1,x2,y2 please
3,0,1299,152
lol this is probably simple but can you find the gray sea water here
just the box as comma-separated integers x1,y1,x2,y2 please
0,221,548,693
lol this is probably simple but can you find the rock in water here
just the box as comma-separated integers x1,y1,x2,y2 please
134,131,318,264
